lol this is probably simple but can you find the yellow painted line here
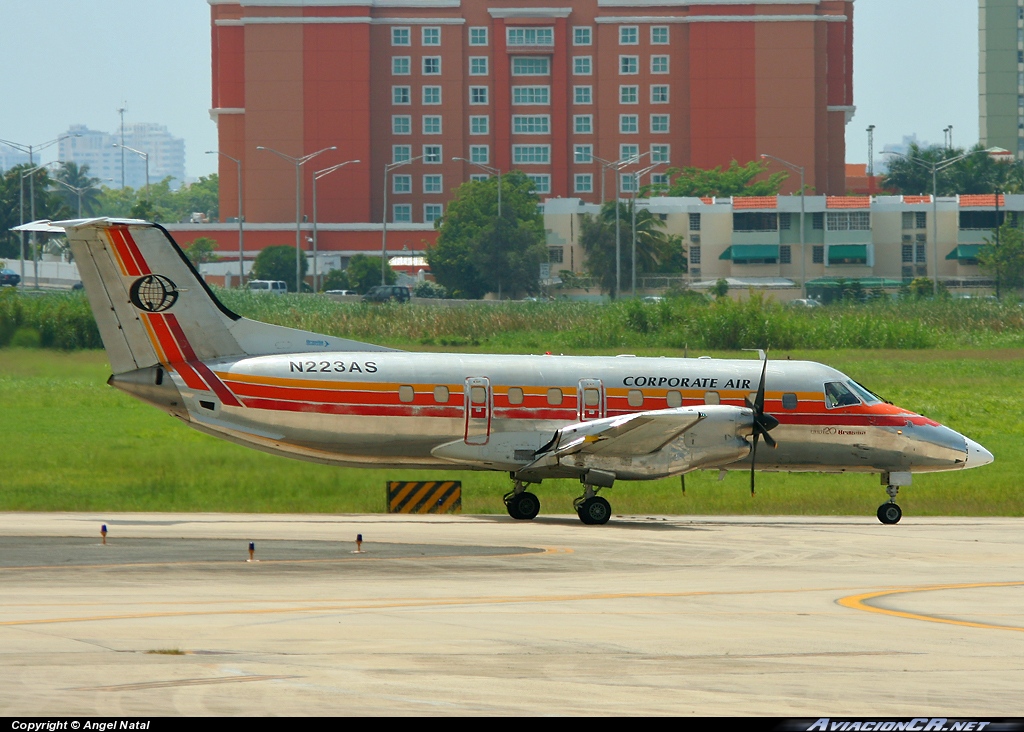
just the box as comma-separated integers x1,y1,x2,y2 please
838,581,1024,632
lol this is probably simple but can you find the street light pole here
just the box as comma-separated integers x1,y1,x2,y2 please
206,150,244,286
257,145,337,292
113,143,149,199
20,162,59,289
312,159,360,292
629,162,665,298
760,154,806,295
382,155,424,286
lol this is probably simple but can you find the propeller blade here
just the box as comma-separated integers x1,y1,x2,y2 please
755,356,768,413
761,430,777,450
749,431,759,496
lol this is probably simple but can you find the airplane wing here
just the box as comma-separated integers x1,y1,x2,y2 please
551,408,706,458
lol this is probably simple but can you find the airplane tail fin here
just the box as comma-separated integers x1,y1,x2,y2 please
61,218,394,375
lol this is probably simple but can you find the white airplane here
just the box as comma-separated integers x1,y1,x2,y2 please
52,218,992,525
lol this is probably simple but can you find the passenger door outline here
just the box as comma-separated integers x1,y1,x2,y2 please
577,378,606,422
464,376,492,445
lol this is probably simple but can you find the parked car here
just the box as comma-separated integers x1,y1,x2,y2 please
788,298,822,308
325,289,357,296
363,285,411,303
0,268,20,287
247,280,288,295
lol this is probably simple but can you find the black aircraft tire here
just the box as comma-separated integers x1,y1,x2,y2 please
877,502,902,525
506,498,524,520
580,496,612,525
514,492,540,520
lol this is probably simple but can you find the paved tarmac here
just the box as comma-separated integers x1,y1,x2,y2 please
0,512,1022,716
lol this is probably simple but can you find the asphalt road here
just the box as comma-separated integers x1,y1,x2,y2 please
1,512,1021,716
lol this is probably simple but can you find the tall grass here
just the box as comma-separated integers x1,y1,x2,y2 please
2,287,1023,352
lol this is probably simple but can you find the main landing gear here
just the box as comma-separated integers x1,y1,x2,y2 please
877,484,903,525
573,470,616,525
504,481,540,520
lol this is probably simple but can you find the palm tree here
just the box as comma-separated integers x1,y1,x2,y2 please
53,162,102,216
579,200,675,297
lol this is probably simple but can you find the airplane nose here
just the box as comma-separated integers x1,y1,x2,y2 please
964,437,994,469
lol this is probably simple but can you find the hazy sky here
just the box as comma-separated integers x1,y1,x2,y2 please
0,0,979,180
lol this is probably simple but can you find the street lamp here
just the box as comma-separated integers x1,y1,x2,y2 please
113,143,149,198
0,133,79,168
382,155,424,285
453,157,502,218
52,176,112,217
257,145,337,292
883,146,1007,292
312,159,360,292
629,162,665,297
206,150,245,286
760,153,807,295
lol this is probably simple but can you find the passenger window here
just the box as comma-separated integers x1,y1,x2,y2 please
627,389,644,407
666,390,682,408
398,385,415,403
824,381,860,409
782,393,798,410
507,387,524,405
471,386,487,404
433,385,449,403
584,388,600,406
704,391,720,405
547,388,563,406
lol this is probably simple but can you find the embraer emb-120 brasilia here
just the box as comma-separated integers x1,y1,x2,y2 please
55,218,993,525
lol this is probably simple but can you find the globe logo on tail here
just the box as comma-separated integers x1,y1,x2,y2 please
129,274,179,312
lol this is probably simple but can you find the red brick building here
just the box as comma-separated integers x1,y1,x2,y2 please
205,0,854,255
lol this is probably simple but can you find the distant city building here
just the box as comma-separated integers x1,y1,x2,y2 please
58,123,187,190
979,0,1023,158
0,144,30,173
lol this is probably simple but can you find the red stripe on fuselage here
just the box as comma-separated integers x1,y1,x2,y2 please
108,227,142,277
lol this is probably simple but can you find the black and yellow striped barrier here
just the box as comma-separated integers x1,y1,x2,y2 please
387,481,462,514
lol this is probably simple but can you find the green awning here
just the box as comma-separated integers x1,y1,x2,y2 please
946,244,984,260
804,277,901,288
828,245,868,262
719,244,779,260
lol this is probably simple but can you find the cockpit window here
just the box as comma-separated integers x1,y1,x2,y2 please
824,381,860,409
846,380,881,405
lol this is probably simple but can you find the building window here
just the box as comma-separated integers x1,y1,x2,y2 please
780,245,792,264
423,86,441,105
422,116,442,135
620,114,638,134
423,174,442,193
619,144,639,162
512,86,549,105
574,85,592,105
425,204,443,223
469,27,488,46
574,56,592,75
620,56,639,74
469,116,489,135
528,174,551,193
470,174,488,183
620,85,638,104
507,27,553,46
916,242,927,262
620,26,638,45
651,26,669,45
734,212,778,232
826,212,870,230
574,115,593,134
393,204,412,223
423,57,441,75
689,213,701,231
574,144,593,163
469,145,489,164
651,114,669,133
620,173,637,193
651,144,670,163
574,174,593,193
512,57,550,76
392,86,410,105
779,213,792,230
469,86,489,105
392,174,411,194
513,115,550,134
392,57,410,75
392,27,410,46
422,27,440,46
549,246,564,263
513,145,550,164
902,243,914,263
651,85,669,104
651,55,669,74
574,26,592,46
423,145,442,164
690,245,701,264
812,245,824,263
469,57,489,76
392,115,411,135
392,145,411,163
812,212,825,229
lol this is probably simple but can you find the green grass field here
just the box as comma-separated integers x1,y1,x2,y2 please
1,346,1020,517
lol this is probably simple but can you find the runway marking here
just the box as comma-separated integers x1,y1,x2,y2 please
837,581,1024,632
71,674,296,692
